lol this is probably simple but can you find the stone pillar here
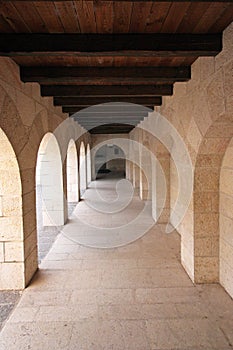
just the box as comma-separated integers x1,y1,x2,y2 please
133,163,140,193
125,159,130,181
193,155,220,283
139,144,152,201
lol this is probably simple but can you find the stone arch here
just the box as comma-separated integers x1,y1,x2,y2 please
66,139,79,203
79,141,87,196
130,130,140,193
0,128,24,290
139,138,152,201
0,86,42,289
36,132,64,227
219,136,233,298
94,143,126,179
86,143,92,185
193,115,233,284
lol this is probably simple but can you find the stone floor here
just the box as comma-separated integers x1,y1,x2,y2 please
0,194,76,332
0,292,21,332
36,185,77,263
0,174,233,349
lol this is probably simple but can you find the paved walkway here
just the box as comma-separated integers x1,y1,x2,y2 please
1,175,233,349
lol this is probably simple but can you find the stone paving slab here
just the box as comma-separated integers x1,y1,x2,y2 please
0,176,233,349
0,291,21,332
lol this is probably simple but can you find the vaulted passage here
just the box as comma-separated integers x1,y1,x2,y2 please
2,174,233,348
0,1,233,348
63,171,153,248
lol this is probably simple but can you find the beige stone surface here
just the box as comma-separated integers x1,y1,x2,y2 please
0,262,25,290
144,22,233,285
0,243,4,263
220,137,233,298
0,8,232,333
1,177,233,348
4,241,24,262
0,55,91,289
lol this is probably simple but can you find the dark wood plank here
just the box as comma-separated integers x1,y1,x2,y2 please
74,112,148,118
13,55,195,67
63,111,148,121
54,96,162,106
0,33,222,57
33,2,64,32
176,2,211,33
78,124,140,130
22,77,173,85
74,0,97,33
0,1,30,32
7,1,233,3
0,14,15,32
21,66,191,84
71,116,147,121
193,2,231,33
209,3,233,32
54,1,80,33
12,1,47,32
145,2,171,33
41,84,173,96
63,105,154,114
161,2,191,32
89,124,135,134
94,1,113,33
113,1,133,33
130,2,153,32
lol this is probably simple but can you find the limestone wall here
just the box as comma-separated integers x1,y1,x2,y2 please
129,121,170,224
130,22,233,289
158,22,233,284
0,57,90,289
220,137,233,298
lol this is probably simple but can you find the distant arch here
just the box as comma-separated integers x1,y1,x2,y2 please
67,139,79,203
79,141,87,196
86,143,92,185
94,144,126,179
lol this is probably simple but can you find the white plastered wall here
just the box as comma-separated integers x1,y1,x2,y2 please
36,132,64,226
67,139,79,203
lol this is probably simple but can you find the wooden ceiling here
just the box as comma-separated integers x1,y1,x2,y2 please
0,0,233,133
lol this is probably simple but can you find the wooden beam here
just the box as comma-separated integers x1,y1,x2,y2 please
0,34,222,57
64,106,91,113
74,112,148,118
76,120,142,123
54,96,162,106
21,66,191,84
41,84,172,97
75,121,142,127
75,117,145,122
7,1,232,3
89,124,135,134
63,105,154,114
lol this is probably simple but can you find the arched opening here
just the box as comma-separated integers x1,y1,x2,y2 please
67,139,79,205
94,144,125,180
139,141,152,201
79,141,87,197
220,136,233,299
86,143,92,185
192,116,233,285
0,128,24,289
36,133,64,261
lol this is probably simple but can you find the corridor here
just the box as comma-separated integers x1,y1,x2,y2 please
1,175,233,350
